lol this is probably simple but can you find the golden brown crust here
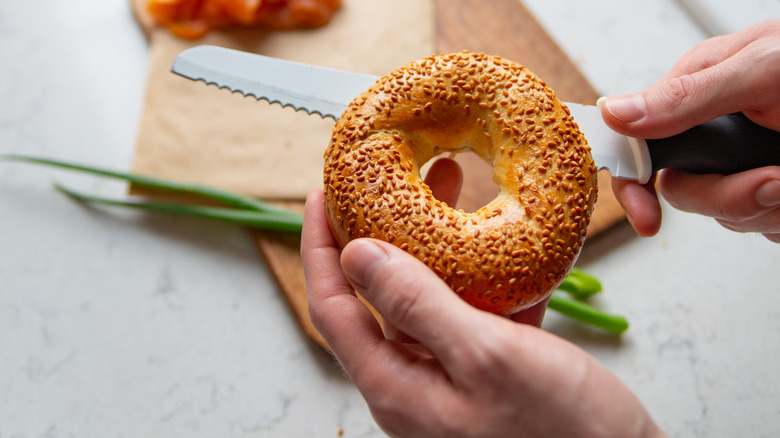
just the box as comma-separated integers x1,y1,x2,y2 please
323,51,598,315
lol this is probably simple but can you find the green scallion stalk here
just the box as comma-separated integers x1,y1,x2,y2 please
1,154,288,213
557,267,603,298
53,182,303,233
548,294,629,334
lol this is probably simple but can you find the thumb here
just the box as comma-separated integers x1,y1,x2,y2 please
340,238,484,355
600,73,738,139
601,37,780,137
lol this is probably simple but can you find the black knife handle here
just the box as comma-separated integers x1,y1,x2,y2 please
647,113,780,175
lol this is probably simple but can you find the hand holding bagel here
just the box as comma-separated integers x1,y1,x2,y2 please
304,51,661,438
302,184,665,438
301,20,778,438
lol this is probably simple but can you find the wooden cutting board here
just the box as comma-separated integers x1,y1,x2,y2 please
131,0,625,349
251,0,625,349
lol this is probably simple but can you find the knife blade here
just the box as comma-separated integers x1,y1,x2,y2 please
172,45,780,185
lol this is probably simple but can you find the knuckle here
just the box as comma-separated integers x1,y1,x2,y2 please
377,269,425,327
649,75,706,128
659,75,698,109
370,392,460,438
450,326,513,381
715,199,747,223
715,218,741,231
371,400,415,437
717,169,780,221
747,43,780,94
707,187,755,223
751,18,780,39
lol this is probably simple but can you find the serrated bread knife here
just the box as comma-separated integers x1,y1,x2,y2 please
172,45,780,184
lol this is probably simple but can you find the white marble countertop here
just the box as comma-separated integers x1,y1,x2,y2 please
1,1,778,437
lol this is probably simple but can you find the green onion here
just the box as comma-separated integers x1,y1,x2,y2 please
548,294,629,335
557,267,603,298
3,154,629,333
1,154,288,213
53,181,303,233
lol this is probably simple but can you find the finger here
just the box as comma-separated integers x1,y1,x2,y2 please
303,194,464,432
339,238,490,370
716,211,780,235
657,167,780,224
301,191,387,364
301,190,350,298
657,29,752,80
301,190,342,276
510,296,550,327
601,24,780,137
764,233,780,243
644,51,780,135
424,157,463,207
301,190,352,301
602,69,752,139
381,319,419,345
713,175,780,234
611,176,663,237
381,311,424,345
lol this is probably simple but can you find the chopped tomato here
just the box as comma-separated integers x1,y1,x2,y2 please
216,0,262,25
145,0,340,39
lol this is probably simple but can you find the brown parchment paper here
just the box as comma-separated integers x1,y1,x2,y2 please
131,0,436,200
130,0,626,349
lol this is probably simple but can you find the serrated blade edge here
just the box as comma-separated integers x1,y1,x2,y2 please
171,45,379,119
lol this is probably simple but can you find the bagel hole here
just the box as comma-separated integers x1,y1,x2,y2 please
421,151,499,213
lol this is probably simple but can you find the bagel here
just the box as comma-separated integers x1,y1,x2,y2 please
323,51,598,316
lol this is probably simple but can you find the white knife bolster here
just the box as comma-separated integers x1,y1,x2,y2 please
627,137,652,184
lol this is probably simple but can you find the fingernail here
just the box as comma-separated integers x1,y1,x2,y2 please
756,180,780,207
604,93,647,124
341,239,389,290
